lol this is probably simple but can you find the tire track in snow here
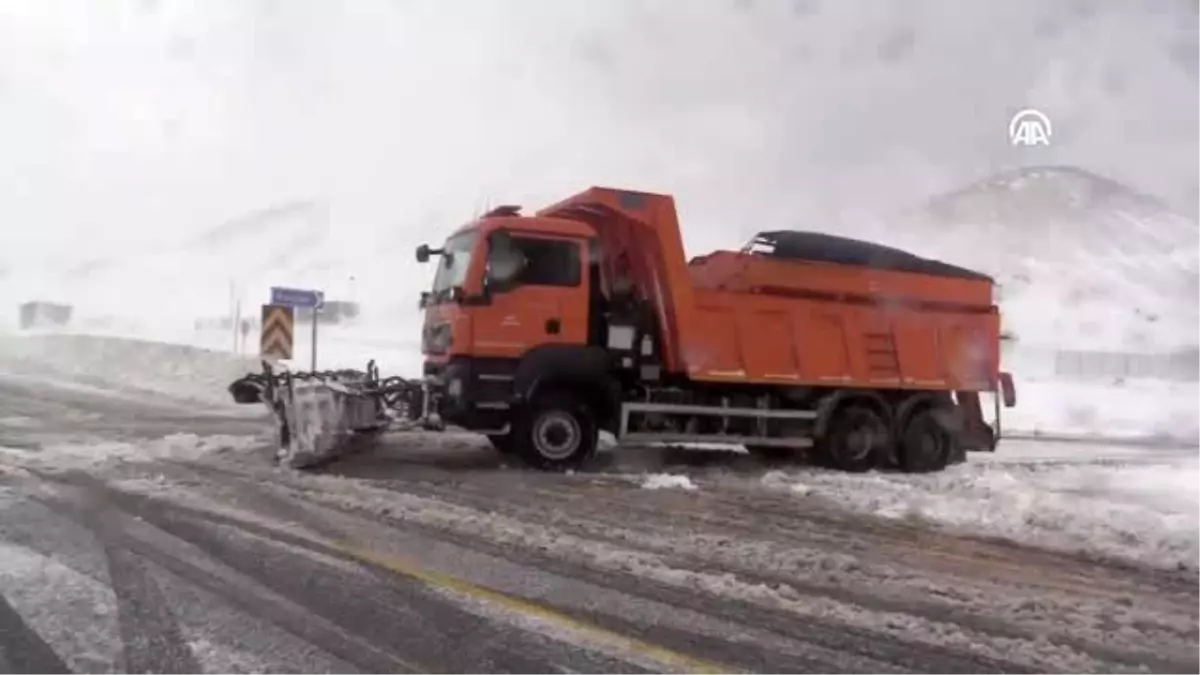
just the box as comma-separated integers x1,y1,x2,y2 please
167,462,1047,673
31,469,704,674
106,462,887,673
22,473,206,674
27,482,422,674
102,544,201,674
0,481,124,674
0,590,72,674
88,475,737,674
186,455,1197,673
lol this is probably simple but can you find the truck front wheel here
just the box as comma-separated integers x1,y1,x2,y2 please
514,390,598,471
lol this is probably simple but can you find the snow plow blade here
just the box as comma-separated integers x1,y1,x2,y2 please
228,361,426,469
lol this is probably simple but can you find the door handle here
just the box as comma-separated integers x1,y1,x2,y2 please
545,318,561,335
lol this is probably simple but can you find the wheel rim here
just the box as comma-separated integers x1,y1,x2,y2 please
533,411,581,460
839,412,884,462
909,419,947,469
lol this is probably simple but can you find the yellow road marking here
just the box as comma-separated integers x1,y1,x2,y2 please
333,542,736,674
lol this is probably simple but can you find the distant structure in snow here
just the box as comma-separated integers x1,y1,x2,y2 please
194,316,259,331
1054,347,1199,382
18,301,72,330
296,300,360,326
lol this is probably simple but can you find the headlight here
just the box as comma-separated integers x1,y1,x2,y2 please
422,323,453,353
447,377,463,398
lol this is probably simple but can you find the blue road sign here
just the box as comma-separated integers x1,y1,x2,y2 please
270,286,324,309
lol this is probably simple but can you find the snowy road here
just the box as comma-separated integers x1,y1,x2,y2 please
1,374,1198,672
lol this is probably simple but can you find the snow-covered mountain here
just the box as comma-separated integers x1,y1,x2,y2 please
868,165,1199,352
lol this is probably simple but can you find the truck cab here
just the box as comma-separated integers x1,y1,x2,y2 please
414,207,624,450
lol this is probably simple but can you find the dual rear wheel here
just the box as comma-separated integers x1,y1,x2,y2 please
819,402,957,473
749,400,957,474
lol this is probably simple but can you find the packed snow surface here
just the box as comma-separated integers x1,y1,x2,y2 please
2,332,1196,572
997,378,1199,443
758,441,1199,571
640,474,698,491
0,433,261,472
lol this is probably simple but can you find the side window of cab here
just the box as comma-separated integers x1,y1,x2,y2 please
511,237,581,288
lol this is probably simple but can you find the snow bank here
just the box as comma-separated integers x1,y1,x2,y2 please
640,473,698,491
760,443,1200,571
0,433,262,471
998,378,1199,443
0,333,258,408
20,317,425,379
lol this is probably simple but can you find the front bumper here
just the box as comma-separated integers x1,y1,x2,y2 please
422,356,518,433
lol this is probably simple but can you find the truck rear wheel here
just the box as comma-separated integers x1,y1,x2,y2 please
820,405,888,473
898,408,954,473
514,390,598,471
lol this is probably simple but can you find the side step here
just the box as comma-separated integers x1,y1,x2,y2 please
619,432,812,448
618,401,816,448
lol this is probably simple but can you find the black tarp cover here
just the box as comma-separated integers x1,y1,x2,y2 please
749,230,993,283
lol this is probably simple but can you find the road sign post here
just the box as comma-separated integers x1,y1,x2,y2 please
270,286,324,370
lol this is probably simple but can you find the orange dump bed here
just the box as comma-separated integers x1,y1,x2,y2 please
538,187,1001,394
679,251,1000,393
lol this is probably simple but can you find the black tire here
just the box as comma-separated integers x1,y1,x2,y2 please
820,405,889,473
487,433,516,455
898,408,955,473
513,390,598,471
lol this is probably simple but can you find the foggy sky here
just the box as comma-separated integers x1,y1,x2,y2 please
0,0,1196,298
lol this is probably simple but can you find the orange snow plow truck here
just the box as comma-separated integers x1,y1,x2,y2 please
229,187,1017,473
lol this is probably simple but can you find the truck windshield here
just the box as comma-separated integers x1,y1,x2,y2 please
430,230,478,296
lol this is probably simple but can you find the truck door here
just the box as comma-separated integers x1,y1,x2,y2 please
472,233,589,358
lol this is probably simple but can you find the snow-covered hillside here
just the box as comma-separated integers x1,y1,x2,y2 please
863,165,1199,353
2,201,353,325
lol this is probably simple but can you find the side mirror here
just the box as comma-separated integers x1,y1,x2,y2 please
415,244,431,263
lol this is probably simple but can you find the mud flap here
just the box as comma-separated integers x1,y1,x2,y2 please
931,406,969,466
270,378,387,469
